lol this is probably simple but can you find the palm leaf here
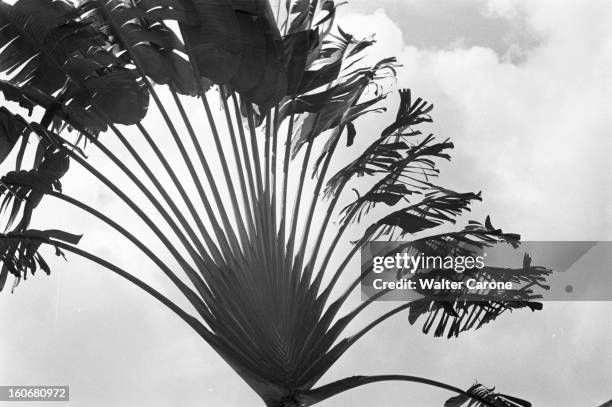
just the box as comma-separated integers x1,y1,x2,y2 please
0,107,28,165
362,188,482,240
0,146,70,231
340,134,454,224
179,0,287,107
445,382,532,407
381,88,434,138
286,56,397,156
0,229,82,292
0,0,89,94
78,0,198,95
0,0,149,125
0,79,107,136
324,138,406,197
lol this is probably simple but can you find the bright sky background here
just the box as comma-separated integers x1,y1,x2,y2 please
1,1,612,406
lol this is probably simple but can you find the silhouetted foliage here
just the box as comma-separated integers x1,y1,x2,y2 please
0,1,550,406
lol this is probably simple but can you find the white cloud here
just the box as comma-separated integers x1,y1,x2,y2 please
340,2,612,240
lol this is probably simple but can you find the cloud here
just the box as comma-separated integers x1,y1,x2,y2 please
339,1,612,240
346,0,539,60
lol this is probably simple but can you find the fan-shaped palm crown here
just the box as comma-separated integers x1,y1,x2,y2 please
0,1,549,406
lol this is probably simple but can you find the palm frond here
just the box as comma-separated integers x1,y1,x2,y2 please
408,297,543,339
78,0,198,95
0,148,70,231
340,134,454,224
0,106,28,164
362,187,482,240
445,382,532,407
381,88,434,138
324,138,405,197
178,0,287,107
0,79,107,135
0,0,149,125
0,229,81,292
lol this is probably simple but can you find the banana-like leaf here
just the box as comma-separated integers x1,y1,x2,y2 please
0,0,93,94
340,135,454,224
66,68,149,125
362,188,482,240
0,228,82,292
296,27,374,94
445,382,532,407
180,0,287,107
323,89,439,197
282,1,343,94
0,80,107,135
0,0,149,126
288,62,390,156
283,29,319,95
324,139,408,197
0,107,28,165
296,375,531,407
286,0,312,34
278,28,394,125
381,88,434,138
0,150,70,231
408,297,543,339
402,250,550,338
78,0,198,96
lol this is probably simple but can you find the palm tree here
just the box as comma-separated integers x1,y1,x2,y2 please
0,0,551,406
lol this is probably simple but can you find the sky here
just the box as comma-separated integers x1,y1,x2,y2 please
1,1,612,406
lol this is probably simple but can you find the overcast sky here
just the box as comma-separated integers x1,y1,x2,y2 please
1,1,611,406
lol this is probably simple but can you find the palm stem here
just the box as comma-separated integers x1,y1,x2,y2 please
230,93,267,259
316,303,414,377
246,104,265,200
217,90,256,241
200,92,255,255
264,111,275,248
170,89,247,255
285,135,314,272
245,103,273,266
277,107,297,325
230,93,259,208
271,107,280,234
50,240,214,341
47,191,214,322
265,112,272,200
64,151,211,302
103,123,222,265
310,217,352,299
302,375,493,407
75,131,216,271
146,83,236,259
295,130,340,285
306,180,345,292
134,122,221,257
280,109,297,240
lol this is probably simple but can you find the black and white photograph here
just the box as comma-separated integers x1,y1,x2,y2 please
0,0,610,406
